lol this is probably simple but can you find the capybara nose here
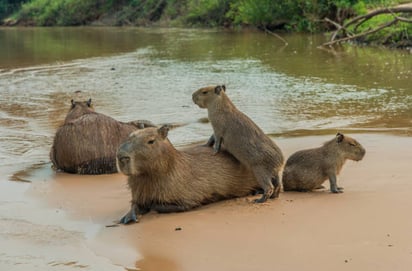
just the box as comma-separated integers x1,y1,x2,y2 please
117,147,131,165
357,147,366,161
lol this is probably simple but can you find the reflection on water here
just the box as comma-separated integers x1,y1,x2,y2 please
0,27,411,179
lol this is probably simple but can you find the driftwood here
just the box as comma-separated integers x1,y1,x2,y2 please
263,27,288,46
322,4,412,47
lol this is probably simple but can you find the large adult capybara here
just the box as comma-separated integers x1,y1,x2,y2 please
192,85,284,203
282,133,366,193
50,99,155,174
116,125,260,224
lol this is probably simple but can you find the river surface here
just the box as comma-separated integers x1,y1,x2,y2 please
0,27,411,270
1,27,411,179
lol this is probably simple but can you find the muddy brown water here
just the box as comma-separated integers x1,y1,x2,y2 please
1,27,411,179
0,26,411,270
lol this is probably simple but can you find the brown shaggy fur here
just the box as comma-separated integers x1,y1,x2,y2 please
64,98,94,124
282,133,366,193
50,99,155,174
116,125,260,224
192,85,284,203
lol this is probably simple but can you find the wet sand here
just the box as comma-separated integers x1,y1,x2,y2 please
2,133,412,270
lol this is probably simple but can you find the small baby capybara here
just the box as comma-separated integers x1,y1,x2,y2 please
192,85,284,203
116,125,261,224
282,133,366,193
50,99,155,174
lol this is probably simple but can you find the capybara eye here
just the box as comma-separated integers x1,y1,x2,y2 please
202,91,208,95
349,142,357,146
148,140,155,144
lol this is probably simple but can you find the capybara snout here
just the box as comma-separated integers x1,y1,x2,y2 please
345,138,366,161
116,151,131,173
117,140,136,176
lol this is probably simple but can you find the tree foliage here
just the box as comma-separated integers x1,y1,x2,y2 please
323,5,412,48
2,0,406,35
0,0,28,19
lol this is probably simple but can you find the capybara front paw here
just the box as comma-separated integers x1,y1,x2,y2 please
119,209,139,224
331,188,344,193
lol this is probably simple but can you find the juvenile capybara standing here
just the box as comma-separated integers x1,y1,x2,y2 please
192,85,284,203
50,99,155,174
282,133,366,193
116,125,260,224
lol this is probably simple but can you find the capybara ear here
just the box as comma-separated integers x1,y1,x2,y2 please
71,99,75,108
86,98,92,107
158,125,170,139
221,85,226,92
336,133,344,143
214,85,224,95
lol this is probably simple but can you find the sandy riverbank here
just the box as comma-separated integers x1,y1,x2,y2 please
1,133,412,271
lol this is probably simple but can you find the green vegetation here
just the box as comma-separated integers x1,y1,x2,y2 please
0,0,27,19
0,0,409,47
347,12,412,47
9,0,104,25
0,0,398,28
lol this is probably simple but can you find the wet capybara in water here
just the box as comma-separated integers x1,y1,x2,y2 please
50,99,155,174
282,133,366,193
64,98,94,124
192,85,284,203
116,125,260,224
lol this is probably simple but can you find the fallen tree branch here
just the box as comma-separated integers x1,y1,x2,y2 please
396,16,412,23
322,4,412,47
263,27,288,46
349,6,412,29
322,18,399,46
324,17,353,42
387,7,412,23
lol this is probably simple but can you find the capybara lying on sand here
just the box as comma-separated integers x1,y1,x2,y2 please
116,125,260,224
50,99,155,174
282,133,365,193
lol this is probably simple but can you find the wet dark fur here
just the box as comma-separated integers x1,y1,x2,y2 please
50,99,155,174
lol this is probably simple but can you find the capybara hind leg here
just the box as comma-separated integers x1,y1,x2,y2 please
253,168,274,203
138,205,151,215
254,189,272,203
270,175,281,199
